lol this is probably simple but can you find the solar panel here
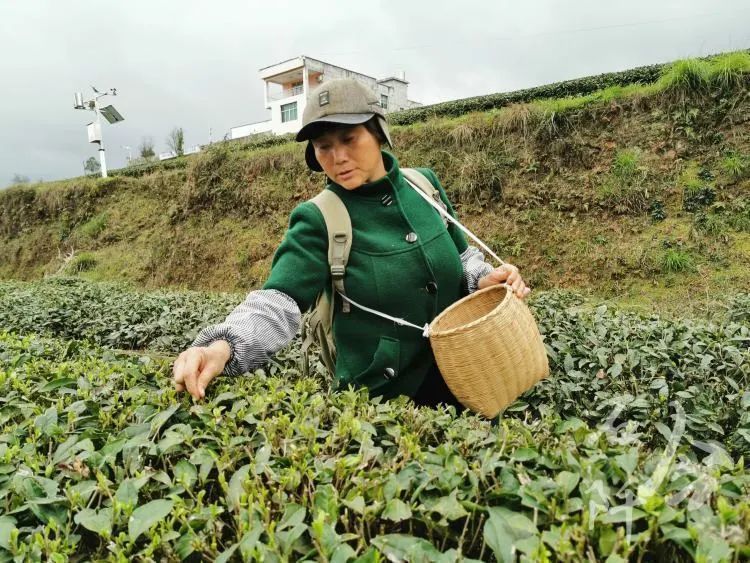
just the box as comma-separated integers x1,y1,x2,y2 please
99,105,124,124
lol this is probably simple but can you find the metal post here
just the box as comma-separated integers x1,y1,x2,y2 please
302,61,309,97
93,97,107,177
121,145,132,164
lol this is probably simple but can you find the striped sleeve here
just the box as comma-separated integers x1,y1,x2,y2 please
460,245,495,294
190,289,301,376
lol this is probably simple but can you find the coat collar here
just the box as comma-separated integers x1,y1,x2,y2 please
326,150,403,199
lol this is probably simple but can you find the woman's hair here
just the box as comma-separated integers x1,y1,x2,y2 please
308,116,386,146
362,116,387,145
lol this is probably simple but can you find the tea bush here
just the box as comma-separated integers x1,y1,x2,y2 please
0,277,240,353
0,330,748,561
390,50,749,126
1,278,749,461
1,279,750,559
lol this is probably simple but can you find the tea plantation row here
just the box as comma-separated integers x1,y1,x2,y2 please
0,278,748,560
1,278,748,455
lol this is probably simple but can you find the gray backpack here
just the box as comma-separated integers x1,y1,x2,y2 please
300,168,448,379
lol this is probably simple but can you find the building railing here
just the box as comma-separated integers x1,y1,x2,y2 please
267,85,304,102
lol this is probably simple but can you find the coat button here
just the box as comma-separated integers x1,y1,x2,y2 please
426,281,438,294
405,232,418,243
383,367,396,380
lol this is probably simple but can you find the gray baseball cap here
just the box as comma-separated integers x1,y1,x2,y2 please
296,78,393,171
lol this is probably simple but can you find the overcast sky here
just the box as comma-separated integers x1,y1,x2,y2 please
1,0,748,185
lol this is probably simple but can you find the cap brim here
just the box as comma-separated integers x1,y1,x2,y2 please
296,113,376,141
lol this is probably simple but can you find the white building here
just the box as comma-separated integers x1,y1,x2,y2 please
230,55,422,140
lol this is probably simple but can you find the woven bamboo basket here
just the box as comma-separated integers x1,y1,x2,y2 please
428,284,549,418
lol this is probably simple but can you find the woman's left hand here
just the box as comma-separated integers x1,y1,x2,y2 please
477,264,531,299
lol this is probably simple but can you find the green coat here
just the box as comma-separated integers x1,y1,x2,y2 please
263,150,469,400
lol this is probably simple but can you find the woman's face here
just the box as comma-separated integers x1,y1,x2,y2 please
311,124,387,189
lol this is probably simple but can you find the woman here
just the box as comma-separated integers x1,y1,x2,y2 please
172,78,530,415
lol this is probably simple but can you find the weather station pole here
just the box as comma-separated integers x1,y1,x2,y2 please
121,145,132,164
93,94,107,176
73,87,124,178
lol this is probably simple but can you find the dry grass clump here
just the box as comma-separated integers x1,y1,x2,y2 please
446,152,504,206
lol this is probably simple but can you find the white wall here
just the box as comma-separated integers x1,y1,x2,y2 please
267,92,306,134
259,57,304,80
230,120,273,140
376,80,411,112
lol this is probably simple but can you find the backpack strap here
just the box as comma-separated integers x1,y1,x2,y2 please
310,189,353,313
401,168,450,227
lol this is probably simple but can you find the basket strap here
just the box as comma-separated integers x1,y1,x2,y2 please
339,284,512,338
338,293,431,337
402,177,506,266
330,177,511,338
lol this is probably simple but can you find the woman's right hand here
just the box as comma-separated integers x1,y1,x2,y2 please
172,340,231,400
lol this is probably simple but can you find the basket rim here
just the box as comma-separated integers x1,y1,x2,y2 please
429,283,512,337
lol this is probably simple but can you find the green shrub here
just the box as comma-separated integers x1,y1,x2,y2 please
724,198,750,232
658,58,711,99
693,211,726,236
598,148,650,214
726,292,750,322
68,252,98,273
720,152,749,181
2,278,749,458
661,248,694,273
682,185,716,212
612,148,643,183
78,212,108,238
233,131,296,151
708,51,750,90
0,328,745,560
677,163,716,212
649,200,666,221
0,277,242,353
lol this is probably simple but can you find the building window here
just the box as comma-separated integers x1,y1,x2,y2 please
380,94,388,110
281,101,298,123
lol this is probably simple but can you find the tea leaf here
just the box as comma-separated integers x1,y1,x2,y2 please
383,498,412,522
0,516,17,550
128,499,174,541
74,507,112,537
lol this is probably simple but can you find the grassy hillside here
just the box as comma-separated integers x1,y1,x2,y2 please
1,52,749,316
